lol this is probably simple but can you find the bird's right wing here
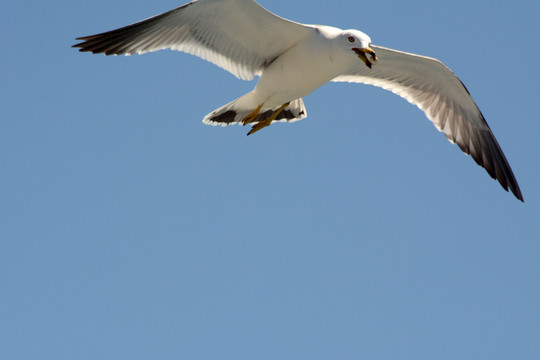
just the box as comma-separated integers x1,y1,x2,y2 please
73,0,313,80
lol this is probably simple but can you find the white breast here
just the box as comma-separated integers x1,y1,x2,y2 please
253,27,354,107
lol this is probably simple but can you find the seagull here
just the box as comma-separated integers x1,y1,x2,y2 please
73,0,523,201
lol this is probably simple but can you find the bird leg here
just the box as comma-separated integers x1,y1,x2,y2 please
241,104,264,125
247,102,290,136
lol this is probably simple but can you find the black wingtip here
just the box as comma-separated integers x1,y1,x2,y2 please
514,188,525,202
503,173,524,202
72,37,93,52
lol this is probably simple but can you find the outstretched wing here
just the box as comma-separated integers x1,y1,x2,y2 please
333,45,523,201
73,0,312,80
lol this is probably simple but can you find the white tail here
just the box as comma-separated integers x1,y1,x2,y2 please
203,92,307,127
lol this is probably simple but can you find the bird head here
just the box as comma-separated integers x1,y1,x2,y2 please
344,30,378,69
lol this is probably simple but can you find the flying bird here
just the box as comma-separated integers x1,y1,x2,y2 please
73,0,523,201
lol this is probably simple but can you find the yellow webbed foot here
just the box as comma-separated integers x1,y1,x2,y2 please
241,104,264,125
247,119,272,135
247,102,290,136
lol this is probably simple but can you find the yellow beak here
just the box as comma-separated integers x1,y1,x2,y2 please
353,47,378,69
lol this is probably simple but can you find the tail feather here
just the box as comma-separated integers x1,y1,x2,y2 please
203,93,307,127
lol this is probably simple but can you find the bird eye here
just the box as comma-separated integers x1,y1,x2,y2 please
348,36,355,42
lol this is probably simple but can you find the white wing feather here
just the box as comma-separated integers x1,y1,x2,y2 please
74,0,312,80
333,45,522,200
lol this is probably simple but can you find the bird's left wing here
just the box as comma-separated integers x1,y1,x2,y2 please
332,45,523,201
73,0,313,80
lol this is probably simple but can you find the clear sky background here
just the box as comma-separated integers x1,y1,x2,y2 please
1,0,539,359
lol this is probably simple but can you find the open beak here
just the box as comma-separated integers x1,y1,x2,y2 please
353,47,378,69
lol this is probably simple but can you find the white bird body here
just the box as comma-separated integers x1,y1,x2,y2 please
255,26,371,107
73,0,523,201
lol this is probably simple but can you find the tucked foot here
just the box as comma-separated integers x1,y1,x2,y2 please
247,118,273,135
247,102,290,136
241,104,264,125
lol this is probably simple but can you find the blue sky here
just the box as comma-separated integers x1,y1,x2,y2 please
1,0,539,359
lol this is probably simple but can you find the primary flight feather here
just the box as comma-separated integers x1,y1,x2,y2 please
73,0,523,201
